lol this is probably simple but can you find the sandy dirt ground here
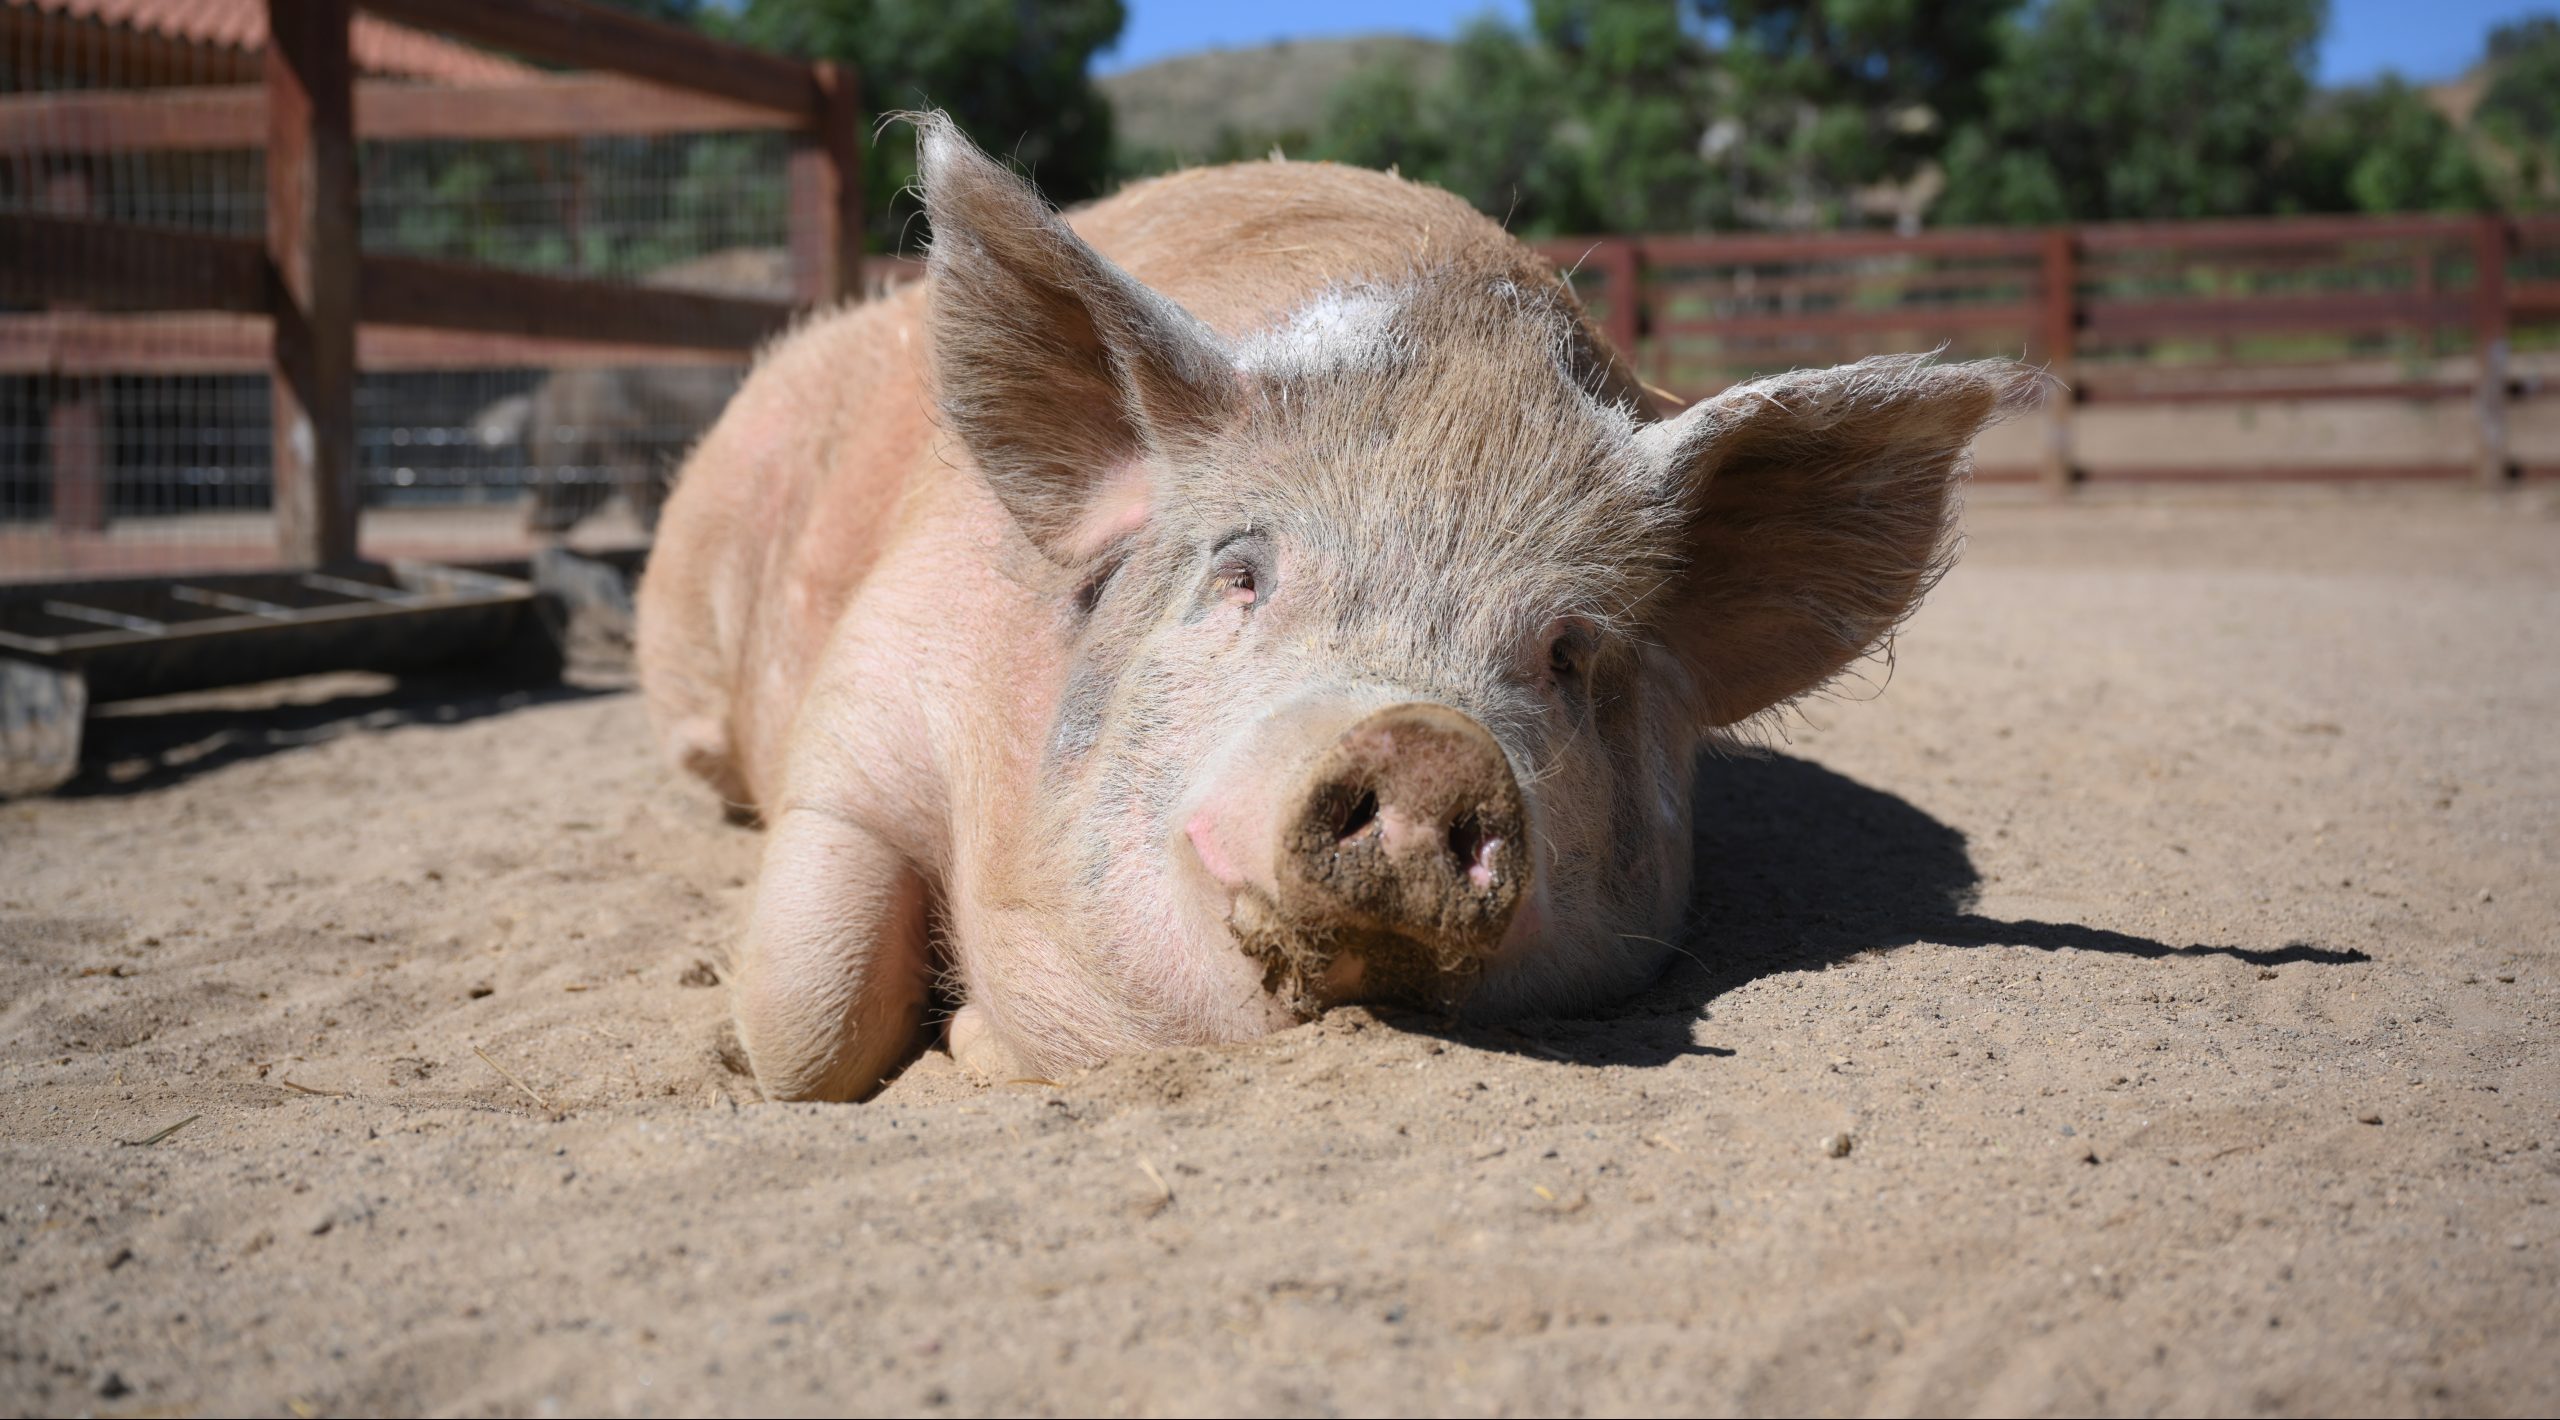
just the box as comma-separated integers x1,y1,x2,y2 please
3,489,2555,1417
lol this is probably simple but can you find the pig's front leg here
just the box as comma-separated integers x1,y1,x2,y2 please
733,806,931,1101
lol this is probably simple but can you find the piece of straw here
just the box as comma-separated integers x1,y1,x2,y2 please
472,1045,559,1119
117,1114,200,1147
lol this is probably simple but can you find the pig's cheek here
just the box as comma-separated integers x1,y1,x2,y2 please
1490,883,1552,965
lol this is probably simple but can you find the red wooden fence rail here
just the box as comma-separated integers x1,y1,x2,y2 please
1541,212,2551,488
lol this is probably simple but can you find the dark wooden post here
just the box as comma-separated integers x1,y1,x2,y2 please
266,0,360,567
1595,239,1646,382
787,60,864,305
2473,215,2513,486
46,387,106,534
2038,227,2080,490
40,168,107,534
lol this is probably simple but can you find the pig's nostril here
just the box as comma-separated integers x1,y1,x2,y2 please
1446,812,1486,882
1332,786,1379,844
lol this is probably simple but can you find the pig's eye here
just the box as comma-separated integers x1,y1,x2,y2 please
1547,634,1584,681
1074,553,1128,615
1207,533,1270,611
1216,563,1259,607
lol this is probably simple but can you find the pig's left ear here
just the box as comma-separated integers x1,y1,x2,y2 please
1636,355,2046,729
912,113,1236,561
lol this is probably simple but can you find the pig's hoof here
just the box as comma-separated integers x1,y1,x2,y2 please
946,1003,1020,1082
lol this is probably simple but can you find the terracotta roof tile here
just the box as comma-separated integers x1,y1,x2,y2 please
19,0,538,83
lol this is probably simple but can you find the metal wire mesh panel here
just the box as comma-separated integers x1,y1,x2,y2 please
1,2,787,582
350,129,786,567
5,3,262,579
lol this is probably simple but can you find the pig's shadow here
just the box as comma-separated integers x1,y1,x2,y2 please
1433,752,2368,1069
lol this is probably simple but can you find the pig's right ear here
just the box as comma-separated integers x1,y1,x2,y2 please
912,113,1237,561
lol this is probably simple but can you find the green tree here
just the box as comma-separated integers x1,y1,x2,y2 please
1309,2,1719,238
2480,15,2560,138
2475,15,2560,209
1314,44,1457,183
1695,0,2021,227
1536,0,1723,231
2285,77,2489,214
1315,19,1599,235
730,0,1125,250
1296,0,2024,234
1937,0,2328,224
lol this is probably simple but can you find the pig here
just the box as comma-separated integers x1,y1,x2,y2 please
492,364,744,534
635,113,2039,1102
471,249,793,536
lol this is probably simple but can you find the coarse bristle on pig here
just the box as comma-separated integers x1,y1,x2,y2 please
635,110,2046,1101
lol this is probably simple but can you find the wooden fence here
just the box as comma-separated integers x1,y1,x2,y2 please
5,3,2556,573
1541,215,2560,486
0,0,863,567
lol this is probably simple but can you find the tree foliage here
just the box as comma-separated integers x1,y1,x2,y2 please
2288,78,2490,215
1310,4,1715,237
2475,16,2560,209
1301,0,2019,234
1697,0,2018,226
1317,20,1585,233
1934,0,2327,224
1532,1,1725,231
729,0,1126,250
585,0,2558,247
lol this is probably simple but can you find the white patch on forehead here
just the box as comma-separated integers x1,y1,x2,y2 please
1235,286,1413,378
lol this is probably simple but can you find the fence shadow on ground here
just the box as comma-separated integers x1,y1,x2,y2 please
59,671,622,799
1441,751,2370,1069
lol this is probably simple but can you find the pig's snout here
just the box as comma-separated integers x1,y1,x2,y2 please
1213,702,1528,1015
1284,704,1526,934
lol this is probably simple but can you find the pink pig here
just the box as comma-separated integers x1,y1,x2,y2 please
634,114,2038,1101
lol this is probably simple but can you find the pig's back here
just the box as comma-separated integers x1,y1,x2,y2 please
1072,160,1588,343
638,160,1629,808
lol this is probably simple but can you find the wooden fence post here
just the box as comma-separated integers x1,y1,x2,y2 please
2473,215,2514,486
1596,239,1646,384
2038,227,2080,490
266,0,359,568
787,60,864,305
40,168,106,534
46,383,105,534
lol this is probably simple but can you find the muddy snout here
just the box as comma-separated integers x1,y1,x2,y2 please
1230,703,1528,1013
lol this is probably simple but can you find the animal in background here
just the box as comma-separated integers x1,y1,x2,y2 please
472,249,786,535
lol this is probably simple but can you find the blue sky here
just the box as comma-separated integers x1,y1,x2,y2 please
1096,1,2557,86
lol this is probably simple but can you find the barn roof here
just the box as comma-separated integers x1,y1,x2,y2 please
11,0,537,84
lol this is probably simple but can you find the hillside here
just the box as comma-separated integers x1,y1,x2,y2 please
1099,35,1449,162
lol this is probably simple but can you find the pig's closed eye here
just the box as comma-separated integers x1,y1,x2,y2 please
1074,553,1128,615
1216,562,1258,607
1207,532,1271,611
1548,633,1585,681
1543,623,1595,696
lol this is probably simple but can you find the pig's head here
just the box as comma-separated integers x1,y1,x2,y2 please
913,117,2039,1070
